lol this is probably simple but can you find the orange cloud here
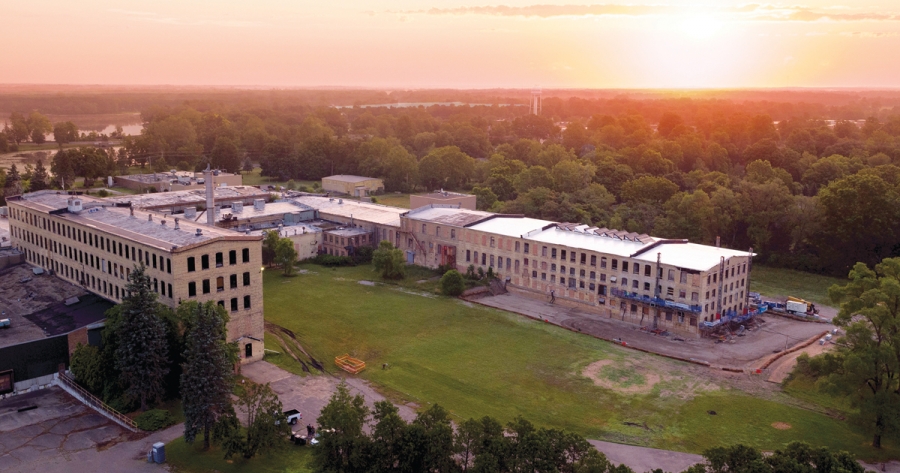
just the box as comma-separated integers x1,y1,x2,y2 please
411,3,900,22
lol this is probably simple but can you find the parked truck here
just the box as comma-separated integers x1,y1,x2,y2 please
786,297,818,316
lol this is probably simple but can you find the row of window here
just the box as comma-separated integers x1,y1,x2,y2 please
187,272,252,296
187,249,251,272
12,216,173,275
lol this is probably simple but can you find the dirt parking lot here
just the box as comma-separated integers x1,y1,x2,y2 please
472,292,832,369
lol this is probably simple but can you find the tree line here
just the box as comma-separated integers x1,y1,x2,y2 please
118,99,900,276
313,382,864,473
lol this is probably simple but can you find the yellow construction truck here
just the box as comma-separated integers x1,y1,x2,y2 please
785,296,818,316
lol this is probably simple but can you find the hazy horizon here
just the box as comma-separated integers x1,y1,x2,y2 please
5,0,900,89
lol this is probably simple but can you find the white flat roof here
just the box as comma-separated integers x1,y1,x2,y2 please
292,196,403,227
468,216,554,238
406,206,492,226
527,227,647,258
633,243,750,272
323,175,379,183
526,226,749,272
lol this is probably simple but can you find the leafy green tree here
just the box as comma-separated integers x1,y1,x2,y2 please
738,178,794,255
314,382,371,472
228,382,290,459
440,270,466,296
620,176,679,204
210,136,242,173
684,442,862,473
117,264,169,411
70,343,105,394
654,190,713,243
472,186,498,211
817,173,900,273
827,258,900,448
419,146,475,190
27,112,52,144
274,237,298,276
53,121,79,146
401,404,456,472
373,240,406,280
551,159,596,194
181,302,235,450
262,230,280,266
513,166,554,195
369,401,407,472
8,112,29,144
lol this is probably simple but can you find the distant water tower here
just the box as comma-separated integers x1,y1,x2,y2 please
530,87,542,115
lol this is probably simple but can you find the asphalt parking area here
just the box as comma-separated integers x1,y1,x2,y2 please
0,387,131,472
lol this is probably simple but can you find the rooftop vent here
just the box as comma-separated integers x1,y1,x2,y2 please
196,228,203,237
253,199,265,211
233,202,243,213
160,219,167,227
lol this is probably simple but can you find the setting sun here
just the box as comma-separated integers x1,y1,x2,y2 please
679,13,723,40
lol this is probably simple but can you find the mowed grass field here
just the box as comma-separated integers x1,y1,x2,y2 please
262,263,899,460
750,265,847,307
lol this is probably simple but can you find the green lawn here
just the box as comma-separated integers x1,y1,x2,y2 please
241,168,316,190
261,263,898,460
750,265,847,307
166,436,315,473
372,193,410,208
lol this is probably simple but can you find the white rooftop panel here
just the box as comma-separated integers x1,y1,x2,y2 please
633,243,750,272
526,227,647,258
468,216,553,238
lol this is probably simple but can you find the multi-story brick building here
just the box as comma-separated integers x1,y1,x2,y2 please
6,191,266,362
401,205,752,337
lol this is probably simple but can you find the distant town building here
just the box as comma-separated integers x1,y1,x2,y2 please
410,191,476,210
321,175,384,197
530,87,542,116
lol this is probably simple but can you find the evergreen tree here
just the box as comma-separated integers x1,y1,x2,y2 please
29,159,49,191
181,301,235,450
116,264,169,411
4,163,21,195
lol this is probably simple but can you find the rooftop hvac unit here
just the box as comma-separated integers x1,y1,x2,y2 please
67,198,83,213
184,207,197,219
254,199,265,211
233,202,243,213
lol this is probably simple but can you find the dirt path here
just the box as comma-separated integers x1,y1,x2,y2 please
766,338,835,384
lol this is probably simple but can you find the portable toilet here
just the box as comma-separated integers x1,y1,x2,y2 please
152,442,166,463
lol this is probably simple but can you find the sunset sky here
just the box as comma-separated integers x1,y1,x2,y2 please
4,0,900,89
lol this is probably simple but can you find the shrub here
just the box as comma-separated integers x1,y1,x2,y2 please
440,270,466,296
353,246,374,264
465,264,477,280
285,179,297,190
312,254,354,267
135,409,176,431
96,189,109,197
